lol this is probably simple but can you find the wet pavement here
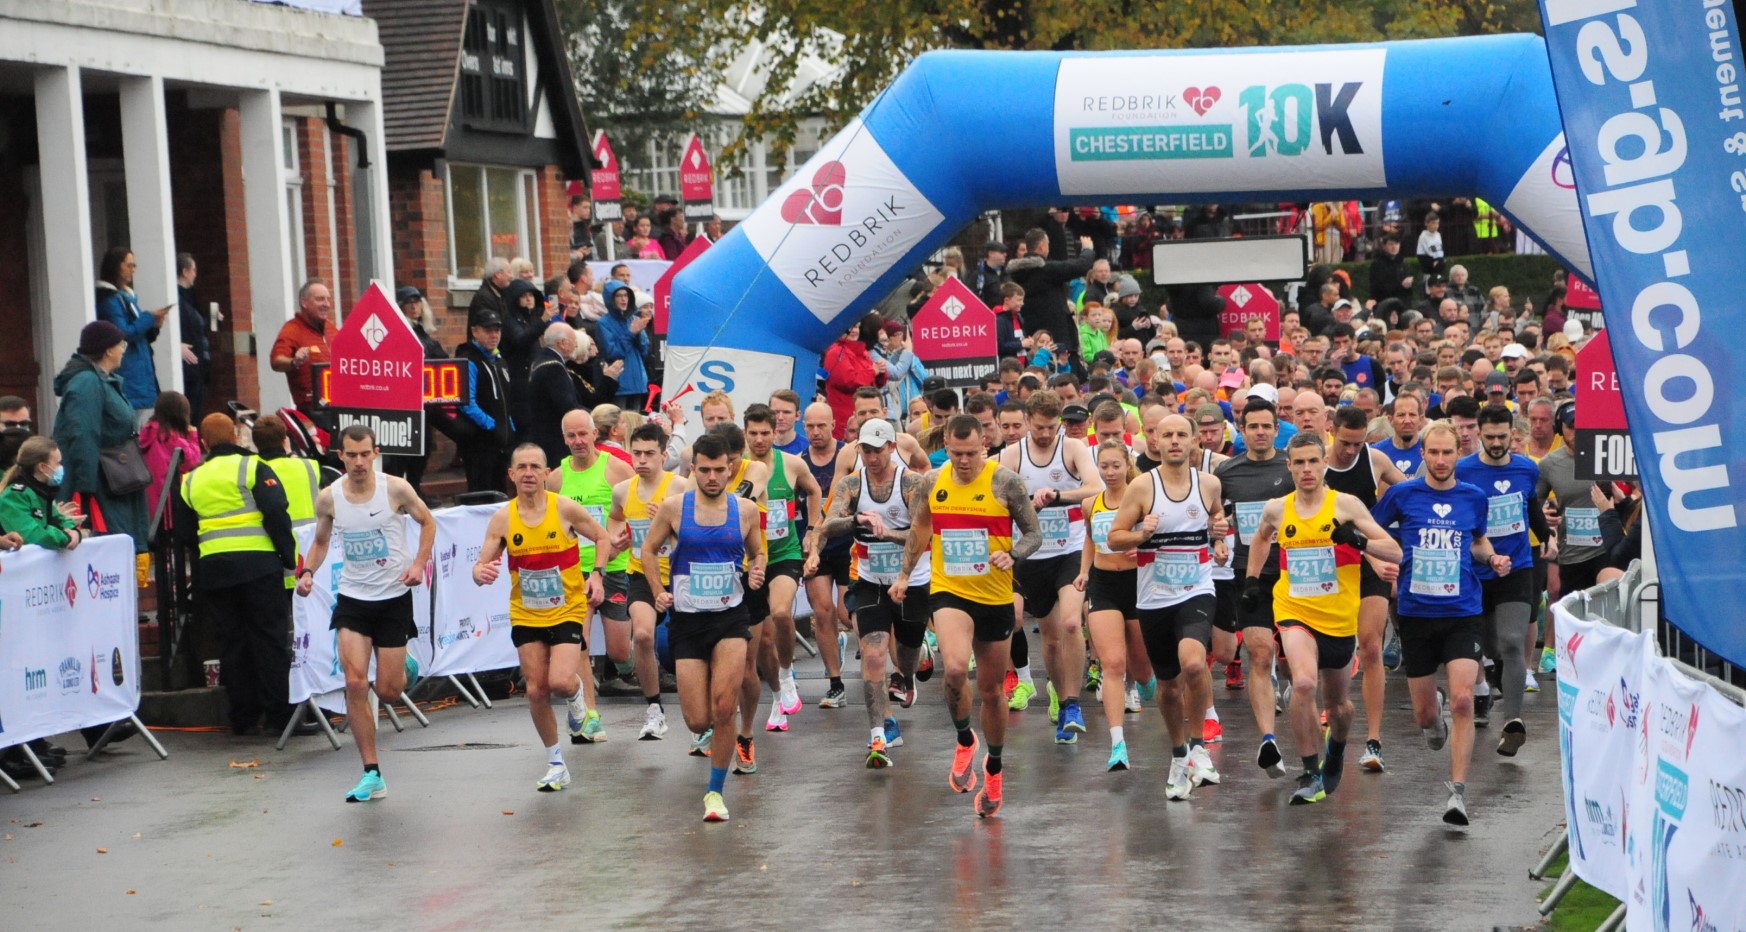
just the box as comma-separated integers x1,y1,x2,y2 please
3,656,1564,930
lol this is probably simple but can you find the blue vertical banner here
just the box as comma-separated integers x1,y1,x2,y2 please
1538,0,1746,666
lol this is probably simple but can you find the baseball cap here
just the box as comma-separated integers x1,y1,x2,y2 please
922,375,948,393
1556,402,1577,429
1426,273,1448,287
985,241,1008,255
468,309,502,329
1086,392,1118,411
1564,319,1586,341
395,285,424,305
1500,342,1530,360
1218,368,1245,390
857,419,897,448
1248,383,1279,407
1484,370,1511,392
1333,298,1353,311
1061,404,1090,423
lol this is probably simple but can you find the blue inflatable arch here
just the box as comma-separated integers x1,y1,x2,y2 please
666,34,1588,405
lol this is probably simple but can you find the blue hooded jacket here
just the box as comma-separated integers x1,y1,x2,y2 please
596,280,650,396
96,283,160,409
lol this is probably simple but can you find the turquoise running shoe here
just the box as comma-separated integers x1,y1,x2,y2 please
1107,740,1130,772
344,770,386,803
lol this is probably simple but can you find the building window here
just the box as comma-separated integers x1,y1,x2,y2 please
459,0,527,131
447,163,540,282
282,118,307,291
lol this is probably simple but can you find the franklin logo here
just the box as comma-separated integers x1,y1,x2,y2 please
57,656,82,694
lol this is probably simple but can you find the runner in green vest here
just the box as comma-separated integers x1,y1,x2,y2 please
742,404,824,733
547,409,634,741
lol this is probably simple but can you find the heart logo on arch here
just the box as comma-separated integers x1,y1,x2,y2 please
780,161,848,225
1184,86,1221,117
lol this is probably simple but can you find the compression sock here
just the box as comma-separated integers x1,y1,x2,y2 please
986,747,1003,774
954,719,975,747
708,766,727,794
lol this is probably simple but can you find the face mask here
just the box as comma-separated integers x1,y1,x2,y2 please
47,464,65,486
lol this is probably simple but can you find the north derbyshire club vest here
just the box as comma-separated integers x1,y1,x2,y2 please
763,452,802,564
929,460,1013,606
1273,489,1362,637
626,472,674,583
560,452,626,572
507,491,589,628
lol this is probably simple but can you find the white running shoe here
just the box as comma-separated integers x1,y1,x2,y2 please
1188,745,1221,786
536,763,571,792
765,706,789,732
778,679,802,716
639,706,668,741
1165,757,1193,800
1124,682,1142,713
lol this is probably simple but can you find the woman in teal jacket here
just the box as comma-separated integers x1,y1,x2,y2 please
51,320,150,551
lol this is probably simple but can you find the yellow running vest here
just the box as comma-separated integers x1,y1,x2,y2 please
626,472,674,583
930,461,1014,605
1272,489,1361,637
507,491,589,628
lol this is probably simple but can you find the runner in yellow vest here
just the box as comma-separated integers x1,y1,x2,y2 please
473,443,609,792
609,422,691,740
546,409,633,742
1242,432,1399,807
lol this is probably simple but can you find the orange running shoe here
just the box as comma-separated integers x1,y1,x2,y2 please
975,763,1004,818
1003,669,1018,699
1203,717,1224,744
949,732,980,794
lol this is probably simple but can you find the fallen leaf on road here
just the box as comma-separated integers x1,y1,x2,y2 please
91,796,102,802
127,890,136,895
133,833,141,839
229,759,261,769
25,821,42,828
253,774,265,781
260,900,273,907
97,848,108,854
331,838,343,847
3,835,10,841
501,810,514,816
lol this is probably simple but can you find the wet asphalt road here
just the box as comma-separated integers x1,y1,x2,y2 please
3,658,1564,930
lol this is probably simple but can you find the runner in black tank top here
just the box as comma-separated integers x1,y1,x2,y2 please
799,402,853,702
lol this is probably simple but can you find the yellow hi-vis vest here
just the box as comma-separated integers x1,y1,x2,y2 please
182,453,274,558
274,456,321,525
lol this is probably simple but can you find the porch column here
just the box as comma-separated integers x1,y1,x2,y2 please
120,74,182,395
238,87,294,415
32,65,96,423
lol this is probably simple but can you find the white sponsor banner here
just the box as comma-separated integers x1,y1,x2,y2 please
1501,135,1593,279
0,536,141,747
1624,651,1746,932
427,505,519,678
662,345,796,424
290,523,433,714
740,119,947,325
1553,605,1651,901
1053,50,1387,195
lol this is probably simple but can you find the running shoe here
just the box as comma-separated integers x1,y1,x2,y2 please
1084,658,1103,694
639,706,669,741
1047,681,1061,723
344,770,386,803
818,685,846,709
1056,701,1087,744
916,641,936,681
733,738,757,774
1360,739,1385,773
1474,693,1492,728
765,707,789,733
890,673,916,709
689,727,713,757
1203,717,1224,744
1290,772,1326,805
1188,745,1221,786
404,654,421,689
1225,656,1245,690
1137,676,1157,702
536,763,571,792
1165,757,1193,800
975,765,1003,818
576,708,608,743
1107,740,1129,772
1124,682,1142,714
1539,645,1557,675
884,716,904,749
703,791,730,822
778,679,802,716
949,733,980,794
1382,634,1403,672
1003,668,1019,699
1498,719,1527,757
1275,678,1292,715
866,736,892,769
1321,738,1346,797
1007,680,1036,711
1443,781,1469,825
1524,671,1540,693
1424,715,1450,751
1257,737,1286,778
566,697,587,739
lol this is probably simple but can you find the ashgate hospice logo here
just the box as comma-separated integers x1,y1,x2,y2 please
87,563,122,601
